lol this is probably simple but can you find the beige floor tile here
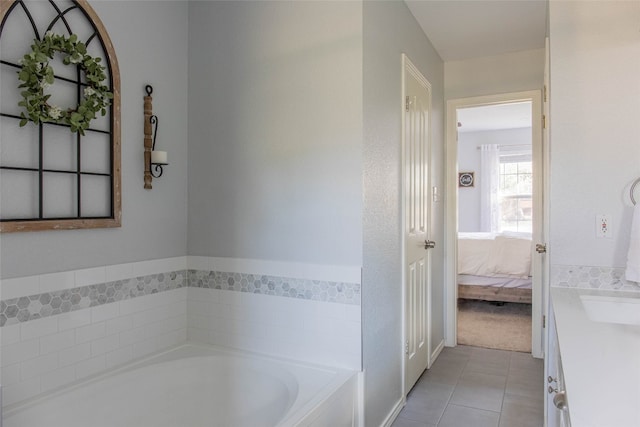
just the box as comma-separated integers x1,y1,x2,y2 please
464,357,510,377
499,393,544,427
438,404,500,427
450,371,506,412
449,384,505,412
391,416,435,427
459,370,508,388
470,347,513,364
402,382,454,424
506,368,544,399
396,345,544,427
422,357,467,386
509,351,544,373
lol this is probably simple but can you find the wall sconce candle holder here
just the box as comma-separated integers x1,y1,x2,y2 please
144,85,168,189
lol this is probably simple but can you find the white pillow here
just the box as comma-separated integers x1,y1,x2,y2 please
458,237,494,276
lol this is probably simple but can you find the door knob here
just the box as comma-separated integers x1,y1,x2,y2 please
536,243,547,254
553,391,568,410
424,240,436,249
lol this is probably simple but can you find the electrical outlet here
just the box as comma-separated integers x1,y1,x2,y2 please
596,214,612,238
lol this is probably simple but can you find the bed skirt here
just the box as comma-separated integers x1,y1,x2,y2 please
458,284,532,304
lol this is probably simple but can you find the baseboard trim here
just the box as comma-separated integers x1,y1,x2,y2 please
356,372,365,427
381,396,406,427
430,338,445,368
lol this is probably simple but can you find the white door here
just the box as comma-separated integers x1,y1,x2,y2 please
528,39,549,361
402,54,433,394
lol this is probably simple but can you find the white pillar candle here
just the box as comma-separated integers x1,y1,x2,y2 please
151,150,168,164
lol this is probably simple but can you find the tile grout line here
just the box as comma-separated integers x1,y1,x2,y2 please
495,351,515,426
436,348,470,426
453,348,510,426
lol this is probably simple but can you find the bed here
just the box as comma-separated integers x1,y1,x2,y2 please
457,232,533,304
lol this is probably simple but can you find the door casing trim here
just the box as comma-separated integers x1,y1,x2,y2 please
444,90,545,358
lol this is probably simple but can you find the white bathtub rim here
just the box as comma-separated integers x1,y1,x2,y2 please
277,368,356,427
2,343,193,415
3,342,357,426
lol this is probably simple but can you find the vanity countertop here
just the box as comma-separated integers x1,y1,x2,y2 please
551,287,640,427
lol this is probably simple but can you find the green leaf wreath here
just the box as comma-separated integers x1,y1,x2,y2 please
17,32,113,135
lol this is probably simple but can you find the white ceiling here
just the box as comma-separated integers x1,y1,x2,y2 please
457,101,532,133
404,0,548,62
403,1,546,131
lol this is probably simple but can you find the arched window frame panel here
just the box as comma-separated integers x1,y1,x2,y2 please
0,0,121,232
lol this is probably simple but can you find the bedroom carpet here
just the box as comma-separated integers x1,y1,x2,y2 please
457,299,532,353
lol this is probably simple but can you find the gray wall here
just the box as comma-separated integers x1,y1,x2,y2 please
363,1,445,425
549,1,640,267
0,1,189,278
445,48,544,100
187,1,363,267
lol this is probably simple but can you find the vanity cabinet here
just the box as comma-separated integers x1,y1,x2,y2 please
546,301,571,427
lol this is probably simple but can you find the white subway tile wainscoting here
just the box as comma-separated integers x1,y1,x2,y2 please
0,257,362,409
1,288,187,406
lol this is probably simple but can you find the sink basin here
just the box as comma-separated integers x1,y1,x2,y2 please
580,294,640,326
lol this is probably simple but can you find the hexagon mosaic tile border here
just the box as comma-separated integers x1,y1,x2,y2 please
551,265,640,291
188,270,361,305
0,269,361,327
0,271,187,327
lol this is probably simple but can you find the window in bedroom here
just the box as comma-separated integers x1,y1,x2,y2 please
499,156,532,233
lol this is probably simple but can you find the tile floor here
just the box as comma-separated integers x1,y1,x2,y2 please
392,345,544,427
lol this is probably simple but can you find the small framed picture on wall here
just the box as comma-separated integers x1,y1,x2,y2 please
458,172,474,188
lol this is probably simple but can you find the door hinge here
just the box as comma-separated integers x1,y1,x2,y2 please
405,340,409,355
543,315,546,328
542,114,547,129
544,85,547,102
405,96,410,112
536,243,547,254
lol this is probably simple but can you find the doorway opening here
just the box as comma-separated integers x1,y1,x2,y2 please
456,101,533,352
445,91,544,358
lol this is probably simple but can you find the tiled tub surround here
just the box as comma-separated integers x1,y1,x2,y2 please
0,288,188,406
1,271,187,327
185,258,361,369
0,257,362,407
1,267,359,328
187,287,361,369
188,269,360,305
0,271,359,328
551,265,640,291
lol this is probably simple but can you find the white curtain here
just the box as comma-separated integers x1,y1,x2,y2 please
480,144,500,232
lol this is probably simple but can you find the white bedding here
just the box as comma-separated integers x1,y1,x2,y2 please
458,232,532,279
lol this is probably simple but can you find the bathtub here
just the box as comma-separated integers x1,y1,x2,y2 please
2,344,359,427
